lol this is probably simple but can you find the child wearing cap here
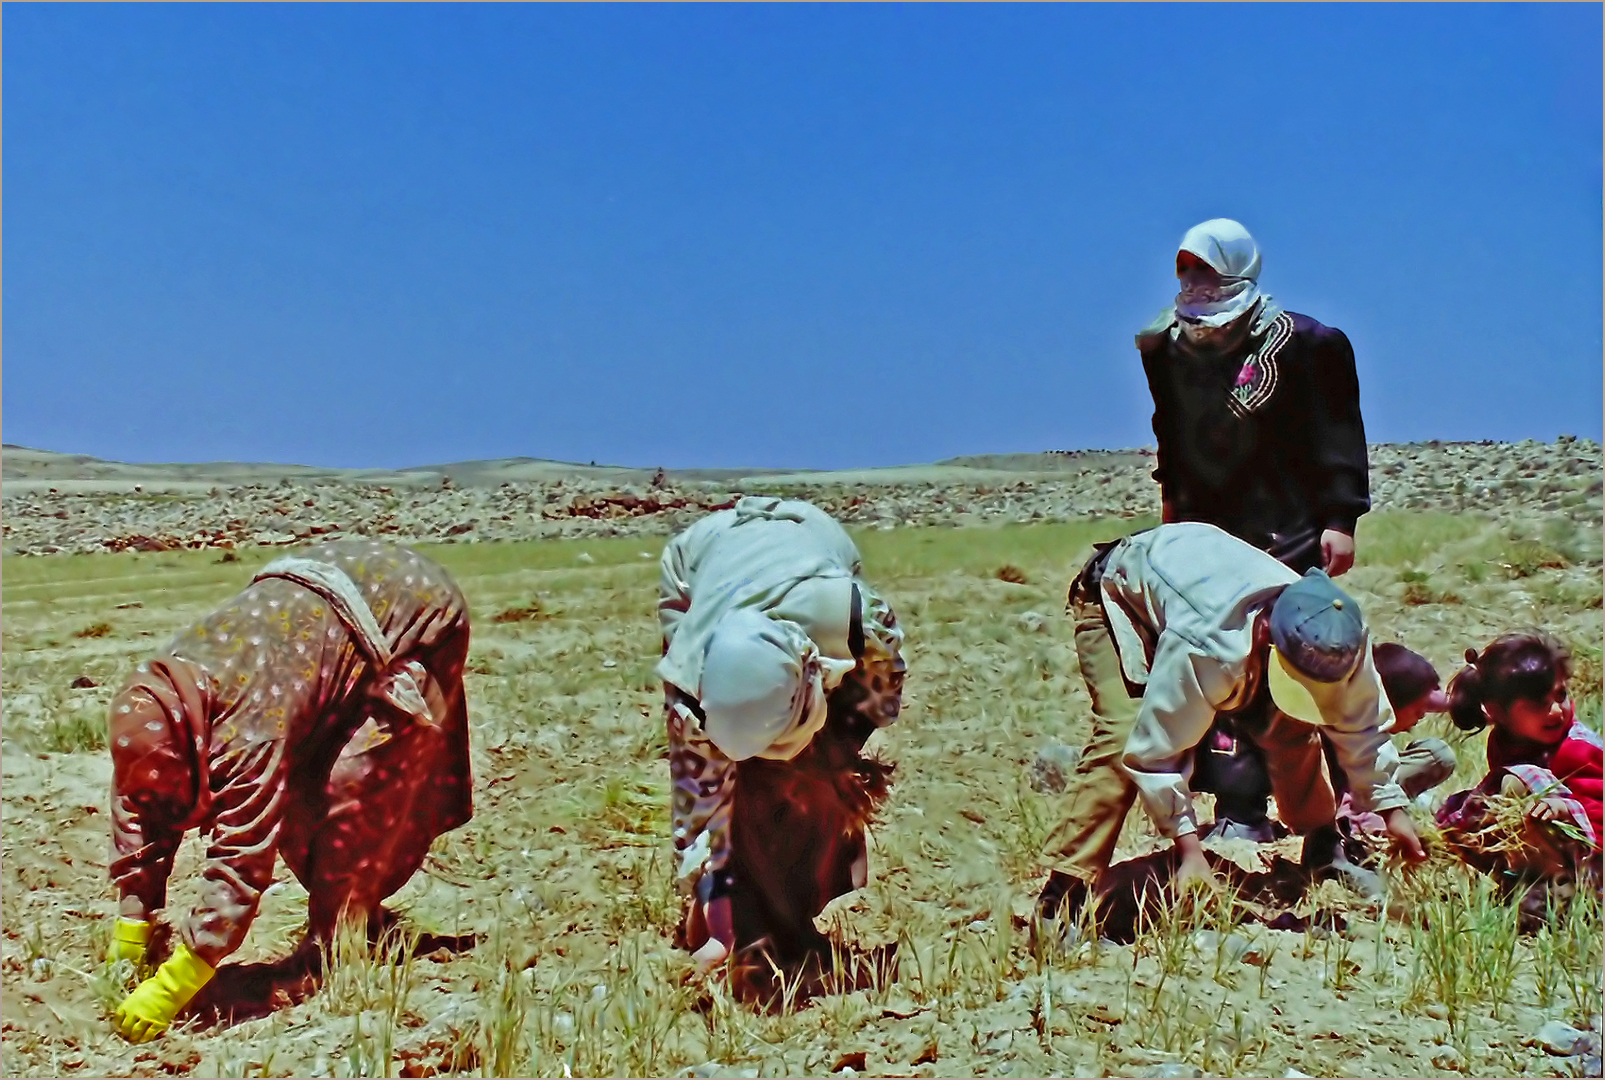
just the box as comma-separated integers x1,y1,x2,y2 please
1039,522,1425,930
656,496,906,979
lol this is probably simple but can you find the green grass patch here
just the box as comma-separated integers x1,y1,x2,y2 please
1354,511,1493,569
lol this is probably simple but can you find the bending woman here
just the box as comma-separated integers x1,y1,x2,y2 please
105,540,474,1041
656,496,905,979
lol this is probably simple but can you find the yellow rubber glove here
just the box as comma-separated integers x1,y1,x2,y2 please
106,918,152,967
113,943,214,1043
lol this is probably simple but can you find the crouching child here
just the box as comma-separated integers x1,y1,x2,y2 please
1436,631,1602,928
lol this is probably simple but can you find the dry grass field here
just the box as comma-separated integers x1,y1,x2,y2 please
2,510,1601,1078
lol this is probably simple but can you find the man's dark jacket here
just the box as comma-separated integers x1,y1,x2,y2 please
1139,309,1370,574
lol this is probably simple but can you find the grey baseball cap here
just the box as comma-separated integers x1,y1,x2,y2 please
1266,569,1367,724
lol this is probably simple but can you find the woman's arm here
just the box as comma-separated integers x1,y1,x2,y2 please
657,530,697,653
180,740,289,968
1140,347,1188,522
110,797,182,921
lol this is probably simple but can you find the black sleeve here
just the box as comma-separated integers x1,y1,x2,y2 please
1302,326,1371,535
1140,347,1174,496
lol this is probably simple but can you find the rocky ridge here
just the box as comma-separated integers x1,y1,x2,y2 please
2,439,1599,557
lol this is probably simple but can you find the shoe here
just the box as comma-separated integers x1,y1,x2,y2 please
1301,824,1383,899
1205,817,1277,844
1031,872,1090,951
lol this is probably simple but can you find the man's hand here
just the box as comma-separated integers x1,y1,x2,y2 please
1383,808,1427,863
1173,833,1223,894
1320,529,1356,577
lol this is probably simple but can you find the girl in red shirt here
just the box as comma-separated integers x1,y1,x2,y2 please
1437,631,1602,927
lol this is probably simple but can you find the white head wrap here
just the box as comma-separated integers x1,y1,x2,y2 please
1175,218,1271,329
698,608,855,762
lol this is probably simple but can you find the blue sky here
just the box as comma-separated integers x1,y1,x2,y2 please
6,3,1600,470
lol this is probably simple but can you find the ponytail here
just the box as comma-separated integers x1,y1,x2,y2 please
1447,648,1489,731
1447,632,1571,733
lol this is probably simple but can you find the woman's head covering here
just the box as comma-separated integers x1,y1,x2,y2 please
1174,218,1273,329
698,609,854,762
769,576,856,663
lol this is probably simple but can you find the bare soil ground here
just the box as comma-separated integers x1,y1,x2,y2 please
2,488,1602,1076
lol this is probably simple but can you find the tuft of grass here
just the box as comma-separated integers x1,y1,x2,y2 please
1355,511,1491,569
74,622,114,639
1532,884,1605,1026
995,565,1030,585
1569,644,1603,732
41,710,107,753
1539,517,1602,566
1399,568,1463,605
491,597,551,624
320,916,421,1022
1498,538,1569,579
1401,861,1525,1061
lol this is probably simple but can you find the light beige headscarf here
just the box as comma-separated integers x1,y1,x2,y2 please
698,609,855,762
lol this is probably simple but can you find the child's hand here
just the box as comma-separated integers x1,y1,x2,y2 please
1383,808,1427,863
1529,796,1575,824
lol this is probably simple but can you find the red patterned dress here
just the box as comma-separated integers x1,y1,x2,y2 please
108,540,473,965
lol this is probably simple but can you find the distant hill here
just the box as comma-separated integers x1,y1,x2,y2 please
1,444,1148,491
0,444,810,488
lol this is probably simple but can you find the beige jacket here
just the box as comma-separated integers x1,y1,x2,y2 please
1100,523,1409,838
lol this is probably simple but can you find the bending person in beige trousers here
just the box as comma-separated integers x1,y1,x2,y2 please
1037,523,1426,931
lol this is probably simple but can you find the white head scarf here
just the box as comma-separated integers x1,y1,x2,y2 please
1175,218,1271,329
698,608,855,762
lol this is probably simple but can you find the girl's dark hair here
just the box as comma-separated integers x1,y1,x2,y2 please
1373,642,1440,711
1446,631,1572,732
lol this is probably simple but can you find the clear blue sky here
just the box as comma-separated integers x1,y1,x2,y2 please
6,3,1600,470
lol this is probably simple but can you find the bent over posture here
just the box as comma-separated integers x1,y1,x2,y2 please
105,540,474,1041
1138,218,1374,842
657,497,905,975
1039,523,1425,931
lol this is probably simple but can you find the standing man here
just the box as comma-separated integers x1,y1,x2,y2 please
1138,218,1372,840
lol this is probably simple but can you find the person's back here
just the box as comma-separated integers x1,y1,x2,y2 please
653,497,906,990
1100,523,1299,661
658,496,863,698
